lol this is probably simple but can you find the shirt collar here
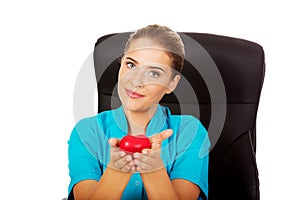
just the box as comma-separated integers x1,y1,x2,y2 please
146,105,168,137
112,104,168,136
112,106,128,134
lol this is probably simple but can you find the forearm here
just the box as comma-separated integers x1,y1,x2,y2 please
141,168,179,200
87,167,132,200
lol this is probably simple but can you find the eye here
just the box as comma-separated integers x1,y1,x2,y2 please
148,71,160,78
126,62,136,69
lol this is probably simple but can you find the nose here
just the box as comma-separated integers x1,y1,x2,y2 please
126,67,146,88
129,69,144,87
130,76,144,88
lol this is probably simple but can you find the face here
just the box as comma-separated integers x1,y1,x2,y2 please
118,39,180,113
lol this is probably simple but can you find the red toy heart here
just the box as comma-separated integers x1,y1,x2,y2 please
119,135,151,153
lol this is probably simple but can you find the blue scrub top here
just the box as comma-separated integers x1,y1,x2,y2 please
68,105,210,199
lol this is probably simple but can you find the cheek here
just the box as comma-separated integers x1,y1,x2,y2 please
145,85,168,98
118,67,130,84
118,66,126,79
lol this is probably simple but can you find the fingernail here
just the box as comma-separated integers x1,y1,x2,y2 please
142,149,148,154
119,151,125,157
134,159,140,165
133,153,140,158
126,155,132,161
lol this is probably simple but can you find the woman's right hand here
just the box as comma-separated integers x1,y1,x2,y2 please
108,138,136,173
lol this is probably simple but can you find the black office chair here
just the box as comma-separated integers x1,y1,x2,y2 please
68,32,265,200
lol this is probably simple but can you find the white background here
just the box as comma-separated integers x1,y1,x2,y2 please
1,0,299,199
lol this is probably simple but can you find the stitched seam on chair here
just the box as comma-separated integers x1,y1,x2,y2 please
211,130,260,198
247,131,260,199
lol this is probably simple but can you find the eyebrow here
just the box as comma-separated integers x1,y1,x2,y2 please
125,57,165,72
125,57,139,64
147,66,165,72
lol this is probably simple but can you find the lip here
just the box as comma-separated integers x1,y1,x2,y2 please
125,89,145,99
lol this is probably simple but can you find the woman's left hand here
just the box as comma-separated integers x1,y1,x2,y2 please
133,129,173,173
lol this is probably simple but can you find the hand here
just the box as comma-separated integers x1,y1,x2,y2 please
107,138,136,173
132,129,173,173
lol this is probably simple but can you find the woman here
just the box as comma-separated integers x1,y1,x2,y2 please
68,24,210,200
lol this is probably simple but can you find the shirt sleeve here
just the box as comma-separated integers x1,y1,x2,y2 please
67,121,102,195
169,117,210,200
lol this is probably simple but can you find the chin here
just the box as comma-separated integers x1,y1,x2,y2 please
124,104,144,112
122,102,150,113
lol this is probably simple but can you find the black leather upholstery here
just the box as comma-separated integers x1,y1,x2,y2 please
70,32,264,200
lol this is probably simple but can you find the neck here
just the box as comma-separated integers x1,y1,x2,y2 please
124,106,158,136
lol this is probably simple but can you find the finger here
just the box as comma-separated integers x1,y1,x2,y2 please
114,155,133,170
135,159,163,172
108,138,120,147
141,148,160,157
141,149,151,155
150,129,173,143
110,150,126,162
133,153,155,166
135,161,152,172
129,165,137,173
135,157,165,173
109,138,121,155
151,142,163,151
133,152,164,173
120,160,135,173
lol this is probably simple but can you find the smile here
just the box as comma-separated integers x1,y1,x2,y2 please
125,89,145,99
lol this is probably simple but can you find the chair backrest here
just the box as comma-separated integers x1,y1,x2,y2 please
93,32,265,200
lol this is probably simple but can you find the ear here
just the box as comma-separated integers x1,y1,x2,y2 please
165,75,181,94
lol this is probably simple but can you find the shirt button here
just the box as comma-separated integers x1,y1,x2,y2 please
135,181,140,185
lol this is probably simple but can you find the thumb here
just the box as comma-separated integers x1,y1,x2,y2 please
150,129,173,143
108,138,120,147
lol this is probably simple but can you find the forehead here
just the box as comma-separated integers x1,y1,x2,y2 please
125,39,171,67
